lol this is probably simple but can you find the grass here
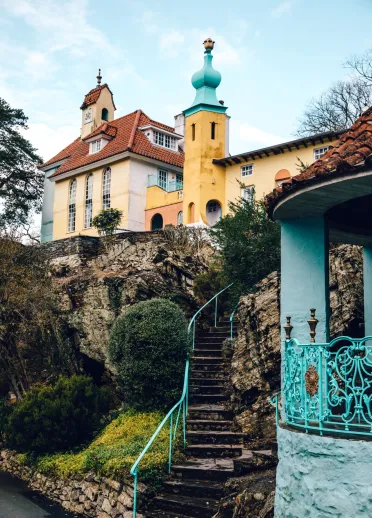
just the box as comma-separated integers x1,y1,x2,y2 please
24,410,183,484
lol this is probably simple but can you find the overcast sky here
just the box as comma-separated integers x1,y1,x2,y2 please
0,0,371,163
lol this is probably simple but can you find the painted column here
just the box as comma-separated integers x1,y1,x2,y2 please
363,245,372,337
281,217,329,343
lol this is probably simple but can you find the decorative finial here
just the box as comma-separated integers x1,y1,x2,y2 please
203,38,215,52
283,316,293,341
97,68,102,86
307,309,319,343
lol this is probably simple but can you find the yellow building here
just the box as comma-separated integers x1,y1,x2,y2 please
40,42,342,241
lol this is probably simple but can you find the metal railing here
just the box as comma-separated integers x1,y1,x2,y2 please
282,336,372,437
130,283,233,517
147,174,183,192
229,302,239,340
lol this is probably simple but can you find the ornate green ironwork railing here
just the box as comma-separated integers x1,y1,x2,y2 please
283,336,372,437
130,283,233,517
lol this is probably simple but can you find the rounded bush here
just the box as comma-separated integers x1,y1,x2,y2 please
5,375,112,454
109,298,189,410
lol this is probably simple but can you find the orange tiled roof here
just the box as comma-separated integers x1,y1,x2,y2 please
82,122,117,140
265,107,372,217
80,83,116,110
41,110,184,177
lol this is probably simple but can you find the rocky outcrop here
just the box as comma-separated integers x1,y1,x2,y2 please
45,231,211,369
0,449,146,517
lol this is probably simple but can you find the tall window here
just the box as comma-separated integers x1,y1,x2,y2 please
192,123,196,141
211,122,216,140
101,108,109,121
68,179,77,232
84,174,93,228
102,168,111,209
158,169,167,190
177,211,183,226
241,187,254,202
314,146,329,160
241,164,254,177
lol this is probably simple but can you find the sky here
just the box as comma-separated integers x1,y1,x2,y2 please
0,0,371,163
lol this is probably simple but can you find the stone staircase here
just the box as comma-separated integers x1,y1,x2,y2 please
145,317,276,518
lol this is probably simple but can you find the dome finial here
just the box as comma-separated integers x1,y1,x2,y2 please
203,38,215,53
97,68,102,86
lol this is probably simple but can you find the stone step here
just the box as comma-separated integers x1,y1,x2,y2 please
198,332,230,339
188,404,233,421
233,449,278,475
193,341,224,349
185,443,243,458
191,357,224,365
189,393,228,404
172,458,234,481
162,479,224,499
189,385,224,395
151,494,219,517
187,430,244,445
190,370,224,379
189,377,225,386
187,419,233,431
193,349,223,358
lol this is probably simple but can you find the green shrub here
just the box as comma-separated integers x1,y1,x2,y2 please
109,299,189,410
5,375,113,454
0,397,12,439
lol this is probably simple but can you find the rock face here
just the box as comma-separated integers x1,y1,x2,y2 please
0,449,146,518
45,231,211,369
223,244,363,517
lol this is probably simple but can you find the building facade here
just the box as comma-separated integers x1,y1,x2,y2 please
40,41,341,242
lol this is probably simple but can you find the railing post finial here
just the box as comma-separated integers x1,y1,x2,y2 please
284,316,293,340
308,308,318,343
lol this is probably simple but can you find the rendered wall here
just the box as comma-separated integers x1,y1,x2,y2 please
145,201,183,230
275,426,372,517
40,166,57,243
81,87,115,138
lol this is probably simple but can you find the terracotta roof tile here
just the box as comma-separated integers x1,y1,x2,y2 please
265,107,372,217
80,83,116,110
41,110,184,177
82,122,117,140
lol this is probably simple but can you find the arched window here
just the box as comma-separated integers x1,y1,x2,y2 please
151,213,163,230
68,179,77,232
102,167,111,209
275,169,291,187
177,211,183,226
206,200,222,226
101,108,109,121
211,122,216,140
188,202,195,223
84,174,93,228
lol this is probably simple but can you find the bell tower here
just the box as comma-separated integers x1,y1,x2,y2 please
182,39,229,225
80,69,116,138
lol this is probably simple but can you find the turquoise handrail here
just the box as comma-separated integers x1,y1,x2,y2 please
130,282,233,517
229,301,239,340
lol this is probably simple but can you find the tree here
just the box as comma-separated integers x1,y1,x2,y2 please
346,48,372,84
211,190,281,299
92,208,123,248
109,298,189,410
296,77,372,136
0,232,76,400
0,98,43,228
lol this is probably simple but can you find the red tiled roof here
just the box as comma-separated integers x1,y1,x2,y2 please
41,138,81,168
82,122,117,140
80,83,116,110
42,110,184,177
265,107,372,218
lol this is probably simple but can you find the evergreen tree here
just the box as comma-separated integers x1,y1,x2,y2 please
0,98,43,228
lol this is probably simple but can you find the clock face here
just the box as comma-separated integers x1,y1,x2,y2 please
84,108,93,124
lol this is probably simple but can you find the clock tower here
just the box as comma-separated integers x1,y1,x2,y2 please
80,69,116,138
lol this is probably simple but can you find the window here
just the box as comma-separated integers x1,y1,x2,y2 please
102,167,111,209
158,169,167,190
153,130,177,150
241,164,253,177
68,179,77,233
206,200,222,225
241,187,254,202
192,124,196,141
314,146,329,160
84,174,93,228
90,139,102,154
177,211,183,226
101,108,109,121
207,201,218,213
211,122,216,140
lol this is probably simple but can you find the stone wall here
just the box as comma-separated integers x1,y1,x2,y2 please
45,231,211,369
0,449,146,518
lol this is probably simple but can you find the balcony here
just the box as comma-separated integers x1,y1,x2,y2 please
283,331,372,438
147,174,183,192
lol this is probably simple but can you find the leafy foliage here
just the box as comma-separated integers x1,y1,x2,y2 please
0,97,43,228
33,410,182,484
0,397,12,439
5,375,113,454
0,234,76,399
92,208,123,244
211,191,281,299
109,299,189,410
